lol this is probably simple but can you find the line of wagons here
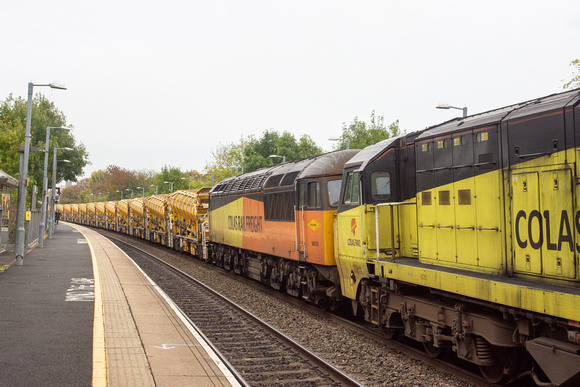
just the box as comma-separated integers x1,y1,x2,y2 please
57,188,212,258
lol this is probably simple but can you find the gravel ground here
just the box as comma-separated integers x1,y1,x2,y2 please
107,233,473,387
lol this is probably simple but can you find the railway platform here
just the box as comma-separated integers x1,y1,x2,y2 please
0,223,240,386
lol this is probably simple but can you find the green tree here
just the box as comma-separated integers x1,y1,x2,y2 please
334,110,401,150
152,165,185,194
0,94,89,186
563,59,580,90
204,139,247,184
242,130,322,173
132,169,156,197
0,116,23,176
88,170,107,200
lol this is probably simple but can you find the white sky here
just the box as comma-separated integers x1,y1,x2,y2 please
1,1,579,179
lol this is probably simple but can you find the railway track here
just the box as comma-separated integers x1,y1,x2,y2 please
99,230,507,386
110,236,363,386
217,266,499,387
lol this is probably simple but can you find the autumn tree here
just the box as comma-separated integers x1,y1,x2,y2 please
334,110,401,150
563,59,580,90
59,178,89,204
102,165,135,200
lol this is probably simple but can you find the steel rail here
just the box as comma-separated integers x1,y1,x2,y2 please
108,235,364,387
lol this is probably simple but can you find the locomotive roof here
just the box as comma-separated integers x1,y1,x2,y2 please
343,136,401,171
416,88,580,140
211,150,359,196
341,89,580,173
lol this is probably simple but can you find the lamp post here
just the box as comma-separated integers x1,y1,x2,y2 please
126,189,133,199
48,146,72,239
116,190,123,200
269,154,286,163
436,103,468,118
329,137,350,150
15,82,66,265
136,186,145,197
164,181,173,193
38,125,72,248
150,185,158,195
181,177,190,189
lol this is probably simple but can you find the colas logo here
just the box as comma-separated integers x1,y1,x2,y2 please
351,218,357,236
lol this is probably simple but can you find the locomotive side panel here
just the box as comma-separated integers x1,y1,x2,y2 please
507,116,578,281
416,126,504,272
209,195,244,248
243,195,295,260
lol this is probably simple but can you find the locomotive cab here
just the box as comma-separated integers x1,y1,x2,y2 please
335,134,421,301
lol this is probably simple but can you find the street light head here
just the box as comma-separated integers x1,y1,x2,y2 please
47,126,73,131
49,83,67,90
269,154,286,163
436,103,468,117
59,159,70,163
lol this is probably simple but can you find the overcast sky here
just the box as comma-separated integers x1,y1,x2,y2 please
2,1,579,179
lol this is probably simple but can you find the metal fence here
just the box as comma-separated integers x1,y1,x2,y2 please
25,210,43,247
0,209,44,253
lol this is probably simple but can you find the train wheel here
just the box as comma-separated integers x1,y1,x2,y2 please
223,253,232,271
233,255,241,274
270,262,283,290
423,341,447,358
479,363,505,384
381,327,400,340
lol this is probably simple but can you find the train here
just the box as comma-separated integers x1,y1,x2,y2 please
59,88,580,386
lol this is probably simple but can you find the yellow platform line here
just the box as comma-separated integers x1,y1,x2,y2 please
71,224,107,386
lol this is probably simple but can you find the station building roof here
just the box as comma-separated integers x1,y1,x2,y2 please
0,170,17,189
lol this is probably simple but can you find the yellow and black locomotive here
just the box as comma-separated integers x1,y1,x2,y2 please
335,89,580,385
